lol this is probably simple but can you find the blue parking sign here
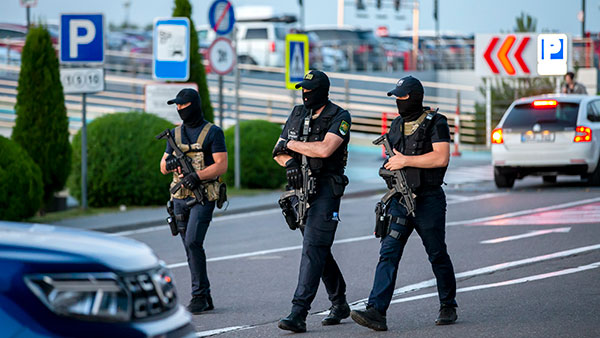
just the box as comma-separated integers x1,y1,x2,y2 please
153,17,190,81
60,14,104,63
537,34,570,76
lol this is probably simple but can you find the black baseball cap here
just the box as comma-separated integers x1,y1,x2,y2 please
387,75,424,97
295,70,330,90
167,88,201,105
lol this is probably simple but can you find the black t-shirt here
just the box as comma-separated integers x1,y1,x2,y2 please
164,121,227,166
280,105,352,144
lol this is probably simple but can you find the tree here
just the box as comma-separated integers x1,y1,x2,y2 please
172,0,214,122
514,12,537,33
12,25,71,205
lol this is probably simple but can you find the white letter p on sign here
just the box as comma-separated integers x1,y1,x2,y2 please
69,19,96,58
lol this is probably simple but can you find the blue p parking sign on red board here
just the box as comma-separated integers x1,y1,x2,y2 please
208,0,235,35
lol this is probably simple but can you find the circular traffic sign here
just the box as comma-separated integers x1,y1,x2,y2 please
208,0,235,35
208,37,236,75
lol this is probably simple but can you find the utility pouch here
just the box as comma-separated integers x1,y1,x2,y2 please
330,175,349,198
279,196,299,231
216,181,227,209
374,201,391,239
166,200,178,236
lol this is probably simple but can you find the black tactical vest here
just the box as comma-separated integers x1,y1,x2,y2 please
388,110,447,190
286,101,349,177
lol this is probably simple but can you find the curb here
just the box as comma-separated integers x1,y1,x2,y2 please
96,188,386,234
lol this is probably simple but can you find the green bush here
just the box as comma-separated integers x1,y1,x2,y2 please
0,136,43,220
68,112,173,207
173,0,214,122
12,25,71,203
224,120,286,189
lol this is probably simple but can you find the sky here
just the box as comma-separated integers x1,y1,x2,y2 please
2,0,599,36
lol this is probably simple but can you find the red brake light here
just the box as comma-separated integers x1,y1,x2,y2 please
532,100,557,108
574,126,592,142
270,41,276,52
492,128,503,144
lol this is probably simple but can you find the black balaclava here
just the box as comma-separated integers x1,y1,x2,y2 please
396,92,424,122
178,96,204,128
302,86,329,110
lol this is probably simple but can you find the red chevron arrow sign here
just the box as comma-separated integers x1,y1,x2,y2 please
476,34,536,77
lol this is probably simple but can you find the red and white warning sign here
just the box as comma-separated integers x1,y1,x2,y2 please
475,34,536,77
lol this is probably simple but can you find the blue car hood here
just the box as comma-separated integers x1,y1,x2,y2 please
0,222,158,272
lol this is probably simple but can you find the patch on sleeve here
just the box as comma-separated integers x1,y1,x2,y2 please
339,120,350,136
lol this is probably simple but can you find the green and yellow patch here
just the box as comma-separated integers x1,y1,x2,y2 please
339,120,349,136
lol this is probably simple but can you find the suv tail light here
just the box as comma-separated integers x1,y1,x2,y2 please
492,128,503,144
532,100,557,108
270,41,276,52
574,126,592,142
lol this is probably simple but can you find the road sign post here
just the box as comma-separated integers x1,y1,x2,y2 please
153,17,190,81
208,0,239,187
60,13,105,209
285,34,309,90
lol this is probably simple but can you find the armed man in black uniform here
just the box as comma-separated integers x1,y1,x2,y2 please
272,70,352,333
159,88,227,315
350,76,458,331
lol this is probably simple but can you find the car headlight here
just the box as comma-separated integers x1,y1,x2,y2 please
24,272,131,322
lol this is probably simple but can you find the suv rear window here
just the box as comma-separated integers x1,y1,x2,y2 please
503,102,580,129
245,28,268,40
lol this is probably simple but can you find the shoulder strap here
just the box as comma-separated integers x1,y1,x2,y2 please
175,126,183,145
195,122,213,149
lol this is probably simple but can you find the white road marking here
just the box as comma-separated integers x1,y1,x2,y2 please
447,196,600,226
387,261,600,306
474,202,600,226
114,192,506,237
316,243,600,314
196,325,252,337
480,227,571,244
194,261,600,335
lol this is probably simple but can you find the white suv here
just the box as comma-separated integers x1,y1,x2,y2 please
236,22,289,67
492,94,600,188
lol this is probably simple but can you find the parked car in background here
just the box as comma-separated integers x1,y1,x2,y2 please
0,221,195,337
308,27,385,71
0,23,27,54
235,21,290,67
492,95,600,188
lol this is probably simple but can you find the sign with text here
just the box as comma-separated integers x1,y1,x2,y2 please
153,17,190,81
60,14,105,63
145,83,198,123
60,68,104,94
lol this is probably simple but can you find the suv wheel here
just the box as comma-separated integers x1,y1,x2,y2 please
543,175,557,183
494,167,516,188
587,160,600,186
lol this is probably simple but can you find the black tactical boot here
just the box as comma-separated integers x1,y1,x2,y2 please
350,306,388,331
186,296,209,315
278,312,307,333
435,305,457,325
322,302,351,325
206,294,214,311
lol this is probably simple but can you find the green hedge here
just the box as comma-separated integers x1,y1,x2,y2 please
0,136,43,220
68,112,173,207
224,120,286,189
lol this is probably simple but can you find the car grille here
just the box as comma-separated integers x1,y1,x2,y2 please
121,267,178,320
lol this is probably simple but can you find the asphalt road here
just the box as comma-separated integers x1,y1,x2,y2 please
115,172,600,338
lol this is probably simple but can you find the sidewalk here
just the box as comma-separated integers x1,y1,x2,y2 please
49,136,491,233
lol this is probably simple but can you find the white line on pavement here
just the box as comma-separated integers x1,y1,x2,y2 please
447,196,600,226
114,192,506,237
480,227,571,244
316,243,600,314
196,325,252,337
387,261,600,306
194,260,600,335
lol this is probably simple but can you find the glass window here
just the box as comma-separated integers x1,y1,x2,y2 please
244,28,268,40
589,101,600,122
275,27,288,40
504,102,580,130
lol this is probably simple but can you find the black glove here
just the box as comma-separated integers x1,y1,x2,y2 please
272,139,288,158
165,154,180,172
285,158,302,189
181,172,201,190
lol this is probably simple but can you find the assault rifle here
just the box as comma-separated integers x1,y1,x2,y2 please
279,108,317,231
156,129,205,207
372,133,416,217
